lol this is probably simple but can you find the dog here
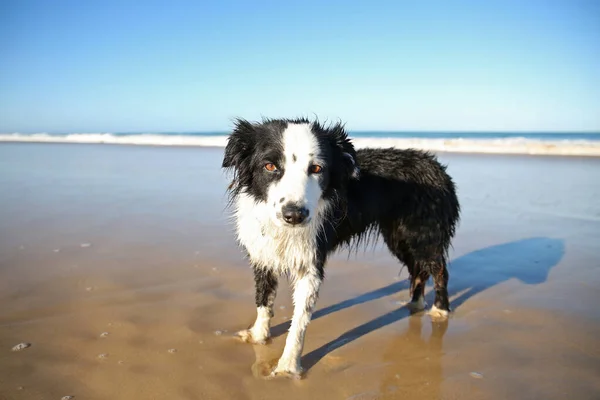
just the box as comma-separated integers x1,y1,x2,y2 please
221,117,460,379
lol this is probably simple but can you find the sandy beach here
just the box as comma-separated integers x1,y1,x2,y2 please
1,143,599,400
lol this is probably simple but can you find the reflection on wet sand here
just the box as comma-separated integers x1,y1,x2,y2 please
248,312,449,399
378,315,448,399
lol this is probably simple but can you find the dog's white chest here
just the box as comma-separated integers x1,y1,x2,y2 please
234,194,318,274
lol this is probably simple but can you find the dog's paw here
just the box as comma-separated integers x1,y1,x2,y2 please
268,367,303,380
269,358,304,380
234,329,270,345
407,296,427,312
428,305,450,320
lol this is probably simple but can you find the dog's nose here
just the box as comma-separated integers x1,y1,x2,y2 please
282,204,309,225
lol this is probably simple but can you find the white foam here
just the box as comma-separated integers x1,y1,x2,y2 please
351,137,600,156
1,133,600,156
0,133,229,147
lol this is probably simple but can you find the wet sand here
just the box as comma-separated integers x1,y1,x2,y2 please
1,143,599,400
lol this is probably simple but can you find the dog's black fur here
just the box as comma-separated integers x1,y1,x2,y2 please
327,145,461,310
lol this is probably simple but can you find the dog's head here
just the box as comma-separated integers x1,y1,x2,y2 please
222,117,359,227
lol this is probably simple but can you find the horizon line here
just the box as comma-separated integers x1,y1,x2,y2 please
2,129,600,135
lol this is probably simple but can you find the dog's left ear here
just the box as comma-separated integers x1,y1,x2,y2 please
328,122,360,179
222,118,255,170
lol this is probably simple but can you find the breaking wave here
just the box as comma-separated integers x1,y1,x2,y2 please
1,132,600,156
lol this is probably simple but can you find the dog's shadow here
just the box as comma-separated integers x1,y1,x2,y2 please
269,236,564,374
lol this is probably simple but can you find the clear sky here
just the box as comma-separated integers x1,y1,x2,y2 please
1,0,599,133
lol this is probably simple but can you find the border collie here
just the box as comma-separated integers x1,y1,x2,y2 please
222,117,460,379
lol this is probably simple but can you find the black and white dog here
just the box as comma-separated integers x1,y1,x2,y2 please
222,117,460,379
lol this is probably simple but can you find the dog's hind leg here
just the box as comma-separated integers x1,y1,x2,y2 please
271,269,322,379
408,267,429,312
429,260,451,319
236,267,278,344
380,224,428,311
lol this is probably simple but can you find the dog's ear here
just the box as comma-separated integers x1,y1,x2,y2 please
328,122,360,179
222,118,255,170
342,151,360,179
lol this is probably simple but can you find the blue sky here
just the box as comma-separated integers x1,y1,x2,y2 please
0,0,599,132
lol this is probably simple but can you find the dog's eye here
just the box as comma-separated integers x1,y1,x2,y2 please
309,164,323,174
264,163,277,172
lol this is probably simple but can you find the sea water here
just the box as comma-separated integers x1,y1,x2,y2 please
1,131,600,156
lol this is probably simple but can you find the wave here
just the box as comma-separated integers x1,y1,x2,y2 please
0,133,229,147
1,132,600,156
352,137,600,156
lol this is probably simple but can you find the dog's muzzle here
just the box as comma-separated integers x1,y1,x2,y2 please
281,203,309,226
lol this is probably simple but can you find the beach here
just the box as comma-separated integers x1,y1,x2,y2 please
1,142,599,400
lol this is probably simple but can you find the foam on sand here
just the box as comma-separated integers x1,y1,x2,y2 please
1,132,600,156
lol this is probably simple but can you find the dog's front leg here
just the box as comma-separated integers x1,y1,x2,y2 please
271,270,322,379
236,267,278,344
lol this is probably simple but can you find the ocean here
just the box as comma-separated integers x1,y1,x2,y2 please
1,131,600,156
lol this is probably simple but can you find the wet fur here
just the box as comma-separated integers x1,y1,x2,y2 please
222,117,460,377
